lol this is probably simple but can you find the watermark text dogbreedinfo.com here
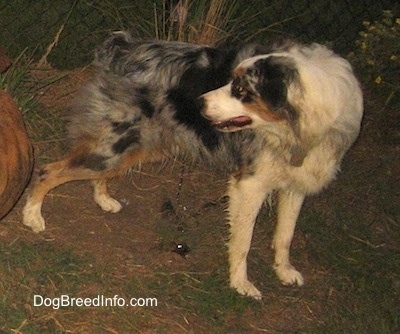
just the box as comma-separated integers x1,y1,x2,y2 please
34,295,158,309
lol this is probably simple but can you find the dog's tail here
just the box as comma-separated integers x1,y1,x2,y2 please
94,31,134,71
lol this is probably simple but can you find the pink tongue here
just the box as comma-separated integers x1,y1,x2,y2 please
212,115,252,129
231,116,252,127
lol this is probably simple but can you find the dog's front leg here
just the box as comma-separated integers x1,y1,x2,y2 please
227,176,268,300
272,189,305,286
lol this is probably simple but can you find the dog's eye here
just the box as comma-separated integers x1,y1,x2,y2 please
232,82,246,97
236,85,244,93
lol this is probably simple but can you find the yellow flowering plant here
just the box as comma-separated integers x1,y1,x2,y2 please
349,10,399,92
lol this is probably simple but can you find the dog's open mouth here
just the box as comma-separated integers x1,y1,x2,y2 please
211,116,252,130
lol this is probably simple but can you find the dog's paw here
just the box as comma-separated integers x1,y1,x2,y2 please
274,264,304,286
231,279,262,300
94,195,122,213
22,203,45,233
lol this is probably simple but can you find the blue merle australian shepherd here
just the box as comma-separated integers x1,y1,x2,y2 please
23,31,363,299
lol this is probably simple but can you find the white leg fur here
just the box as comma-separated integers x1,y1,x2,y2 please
22,198,46,233
227,177,268,300
92,179,122,213
272,190,305,286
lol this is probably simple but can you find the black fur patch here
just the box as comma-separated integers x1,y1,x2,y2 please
112,128,141,154
70,153,107,171
111,121,132,135
168,89,220,149
137,93,155,118
116,87,153,118
254,57,298,110
167,48,239,150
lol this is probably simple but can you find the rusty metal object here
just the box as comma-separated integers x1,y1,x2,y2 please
0,90,33,219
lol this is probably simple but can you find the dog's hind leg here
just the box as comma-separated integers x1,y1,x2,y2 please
90,149,163,213
272,189,305,286
22,155,103,233
92,178,122,213
22,146,158,232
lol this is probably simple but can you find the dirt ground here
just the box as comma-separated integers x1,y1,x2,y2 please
1,67,398,333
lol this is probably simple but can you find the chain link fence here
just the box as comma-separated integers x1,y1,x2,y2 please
0,0,395,69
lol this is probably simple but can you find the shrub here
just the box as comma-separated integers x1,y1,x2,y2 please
349,10,400,93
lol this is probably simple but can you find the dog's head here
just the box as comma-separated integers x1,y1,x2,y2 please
201,54,301,132
201,43,363,167
201,52,309,166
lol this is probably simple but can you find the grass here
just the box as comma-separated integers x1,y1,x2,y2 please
151,0,251,44
0,0,262,68
0,50,39,115
298,207,399,333
0,55,68,166
0,241,93,332
2,0,390,70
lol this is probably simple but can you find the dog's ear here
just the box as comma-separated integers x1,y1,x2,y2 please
254,59,288,110
253,58,308,167
254,56,300,107
95,31,133,69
